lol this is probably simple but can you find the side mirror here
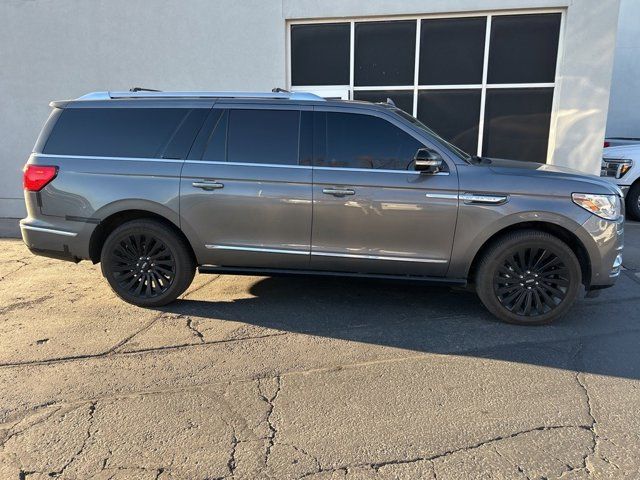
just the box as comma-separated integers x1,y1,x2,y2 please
414,148,444,174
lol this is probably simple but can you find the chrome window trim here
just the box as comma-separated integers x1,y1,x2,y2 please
33,153,184,163
20,224,78,237
313,166,449,175
185,160,312,169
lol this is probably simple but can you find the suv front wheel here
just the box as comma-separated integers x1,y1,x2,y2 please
100,219,195,307
476,230,582,325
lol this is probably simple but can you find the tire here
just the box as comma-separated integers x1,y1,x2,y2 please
475,230,582,325
100,219,195,307
625,182,640,221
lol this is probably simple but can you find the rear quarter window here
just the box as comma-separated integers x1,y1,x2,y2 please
43,107,194,158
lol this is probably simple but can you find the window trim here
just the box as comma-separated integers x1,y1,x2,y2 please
286,7,566,163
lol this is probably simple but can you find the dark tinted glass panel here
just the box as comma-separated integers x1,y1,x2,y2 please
317,112,423,170
355,21,416,86
488,14,561,84
189,109,224,160
353,90,414,114
291,23,350,86
417,90,481,154
419,17,486,85
482,88,554,163
299,111,313,166
162,108,209,159
202,110,228,161
44,108,189,157
227,109,299,165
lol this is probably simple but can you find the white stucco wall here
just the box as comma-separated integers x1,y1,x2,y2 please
0,0,620,217
606,0,640,139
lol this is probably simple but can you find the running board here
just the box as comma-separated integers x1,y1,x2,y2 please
198,265,467,286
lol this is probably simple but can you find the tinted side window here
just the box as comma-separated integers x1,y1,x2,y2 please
226,109,300,165
316,112,423,170
43,108,191,158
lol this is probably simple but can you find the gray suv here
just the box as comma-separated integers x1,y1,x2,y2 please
21,90,624,325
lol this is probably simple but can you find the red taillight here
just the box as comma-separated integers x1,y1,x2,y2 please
604,141,610,148
23,164,58,192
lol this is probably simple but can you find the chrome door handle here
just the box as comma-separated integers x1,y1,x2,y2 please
322,188,355,196
192,181,224,191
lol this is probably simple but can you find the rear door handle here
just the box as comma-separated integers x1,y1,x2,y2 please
322,188,355,197
192,181,224,191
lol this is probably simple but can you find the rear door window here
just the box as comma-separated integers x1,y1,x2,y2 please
43,107,195,158
225,109,300,165
315,111,424,170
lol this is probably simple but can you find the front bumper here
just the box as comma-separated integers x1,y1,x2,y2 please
576,214,625,289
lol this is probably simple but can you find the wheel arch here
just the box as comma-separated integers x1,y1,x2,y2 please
89,209,196,265
466,221,591,287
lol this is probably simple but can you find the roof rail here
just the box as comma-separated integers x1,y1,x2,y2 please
75,91,325,101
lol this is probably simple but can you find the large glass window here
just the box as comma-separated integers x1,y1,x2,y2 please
291,23,350,86
354,21,416,87
417,90,482,155
290,12,562,163
419,17,486,85
316,112,423,170
44,108,192,158
226,109,300,165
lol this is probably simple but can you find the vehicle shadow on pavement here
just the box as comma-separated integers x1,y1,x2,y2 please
161,271,640,381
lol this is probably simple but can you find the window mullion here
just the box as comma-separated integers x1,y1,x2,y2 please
349,21,355,100
477,15,492,157
413,19,421,117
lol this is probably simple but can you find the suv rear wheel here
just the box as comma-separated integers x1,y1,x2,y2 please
100,219,195,307
476,230,582,325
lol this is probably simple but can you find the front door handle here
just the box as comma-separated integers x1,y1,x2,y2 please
322,188,355,197
192,181,224,191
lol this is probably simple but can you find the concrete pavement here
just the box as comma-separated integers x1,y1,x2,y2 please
0,223,639,479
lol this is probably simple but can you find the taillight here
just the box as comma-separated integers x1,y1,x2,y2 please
604,141,610,148
23,164,58,191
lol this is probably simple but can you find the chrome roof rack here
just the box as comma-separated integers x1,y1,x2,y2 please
75,90,325,101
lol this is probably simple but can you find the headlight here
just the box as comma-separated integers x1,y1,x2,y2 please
572,193,621,220
601,158,633,178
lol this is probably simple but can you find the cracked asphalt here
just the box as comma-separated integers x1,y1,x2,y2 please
0,222,639,479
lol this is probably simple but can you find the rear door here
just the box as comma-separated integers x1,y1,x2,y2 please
180,102,313,269
310,107,459,276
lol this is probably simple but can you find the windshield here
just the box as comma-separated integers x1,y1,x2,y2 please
391,108,472,162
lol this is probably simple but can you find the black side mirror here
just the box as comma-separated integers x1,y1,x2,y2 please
414,148,444,174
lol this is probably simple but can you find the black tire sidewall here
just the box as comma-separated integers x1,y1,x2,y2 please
476,231,582,325
625,183,640,221
100,220,194,308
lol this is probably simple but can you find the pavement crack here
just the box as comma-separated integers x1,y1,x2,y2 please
576,372,598,474
186,318,205,343
227,432,239,477
260,375,282,469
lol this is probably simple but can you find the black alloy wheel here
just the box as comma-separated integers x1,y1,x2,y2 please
476,230,581,325
494,247,569,317
110,233,176,298
101,219,195,307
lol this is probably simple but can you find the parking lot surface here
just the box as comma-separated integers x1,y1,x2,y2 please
0,222,639,479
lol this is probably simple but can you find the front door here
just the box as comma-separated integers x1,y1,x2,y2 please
180,104,313,269
310,108,459,276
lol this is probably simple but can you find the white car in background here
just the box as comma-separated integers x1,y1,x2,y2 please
601,143,640,220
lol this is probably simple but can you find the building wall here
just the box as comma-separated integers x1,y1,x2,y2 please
606,0,640,139
0,0,620,218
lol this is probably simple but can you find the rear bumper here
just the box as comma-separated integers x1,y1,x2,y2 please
20,217,95,262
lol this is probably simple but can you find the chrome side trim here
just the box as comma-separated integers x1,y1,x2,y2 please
425,193,459,200
460,193,509,205
311,251,448,263
205,244,448,264
205,245,310,255
20,225,78,237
